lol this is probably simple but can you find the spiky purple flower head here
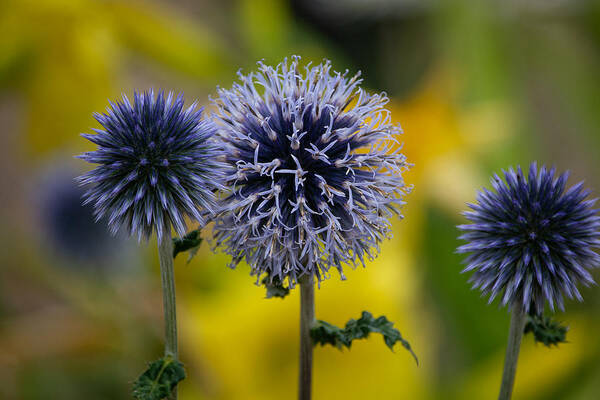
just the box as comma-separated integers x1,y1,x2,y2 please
77,90,224,242
212,56,410,285
458,162,600,314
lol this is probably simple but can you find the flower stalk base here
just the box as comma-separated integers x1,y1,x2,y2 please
498,305,527,400
158,229,179,399
298,275,315,400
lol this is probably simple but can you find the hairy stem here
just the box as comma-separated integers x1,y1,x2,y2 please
158,227,178,399
498,304,527,400
298,274,315,400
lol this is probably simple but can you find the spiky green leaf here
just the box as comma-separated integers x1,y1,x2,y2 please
524,314,568,347
311,320,350,349
132,356,186,400
311,311,418,364
172,229,202,263
262,276,290,299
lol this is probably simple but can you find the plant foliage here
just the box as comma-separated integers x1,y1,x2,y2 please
262,276,290,299
172,229,203,263
132,356,186,400
311,311,418,364
524,314,568,347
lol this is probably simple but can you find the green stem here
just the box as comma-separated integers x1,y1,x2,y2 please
298,274,315,400
158,226,178,399
498,304,527,400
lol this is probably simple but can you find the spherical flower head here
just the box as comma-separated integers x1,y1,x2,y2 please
36,164,125,267
77,90,224,242
212,56,410,285
458,162,600,314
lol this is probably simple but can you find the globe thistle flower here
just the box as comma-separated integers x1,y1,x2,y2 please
35,164,126,268
77,90,224,241
458,162,600,315
212,57,410,285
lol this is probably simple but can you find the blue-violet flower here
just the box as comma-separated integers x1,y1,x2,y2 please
77,90,224,241
212,57,410,285
458,162,600,314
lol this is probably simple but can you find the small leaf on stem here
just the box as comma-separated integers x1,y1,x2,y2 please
172,229,203,263
311,320,350,349
132,356,186,400
311,311,418,364
524,313,568,347
262,276,290,299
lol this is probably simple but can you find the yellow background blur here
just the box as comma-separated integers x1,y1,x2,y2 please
1,0,600,399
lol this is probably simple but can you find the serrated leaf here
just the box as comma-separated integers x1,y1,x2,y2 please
132,356,186,400
311,320,350,349
311,311,418,365
172,229,202,263
524,314,568,347
262,276,290,299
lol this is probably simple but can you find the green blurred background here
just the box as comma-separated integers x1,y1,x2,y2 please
1,0,600,399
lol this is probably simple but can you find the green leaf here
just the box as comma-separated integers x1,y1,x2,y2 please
524,314,568,347
172,229,202,263
311,311,418,365
311,320,350,349
262,276,290,299
132,356,186,400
